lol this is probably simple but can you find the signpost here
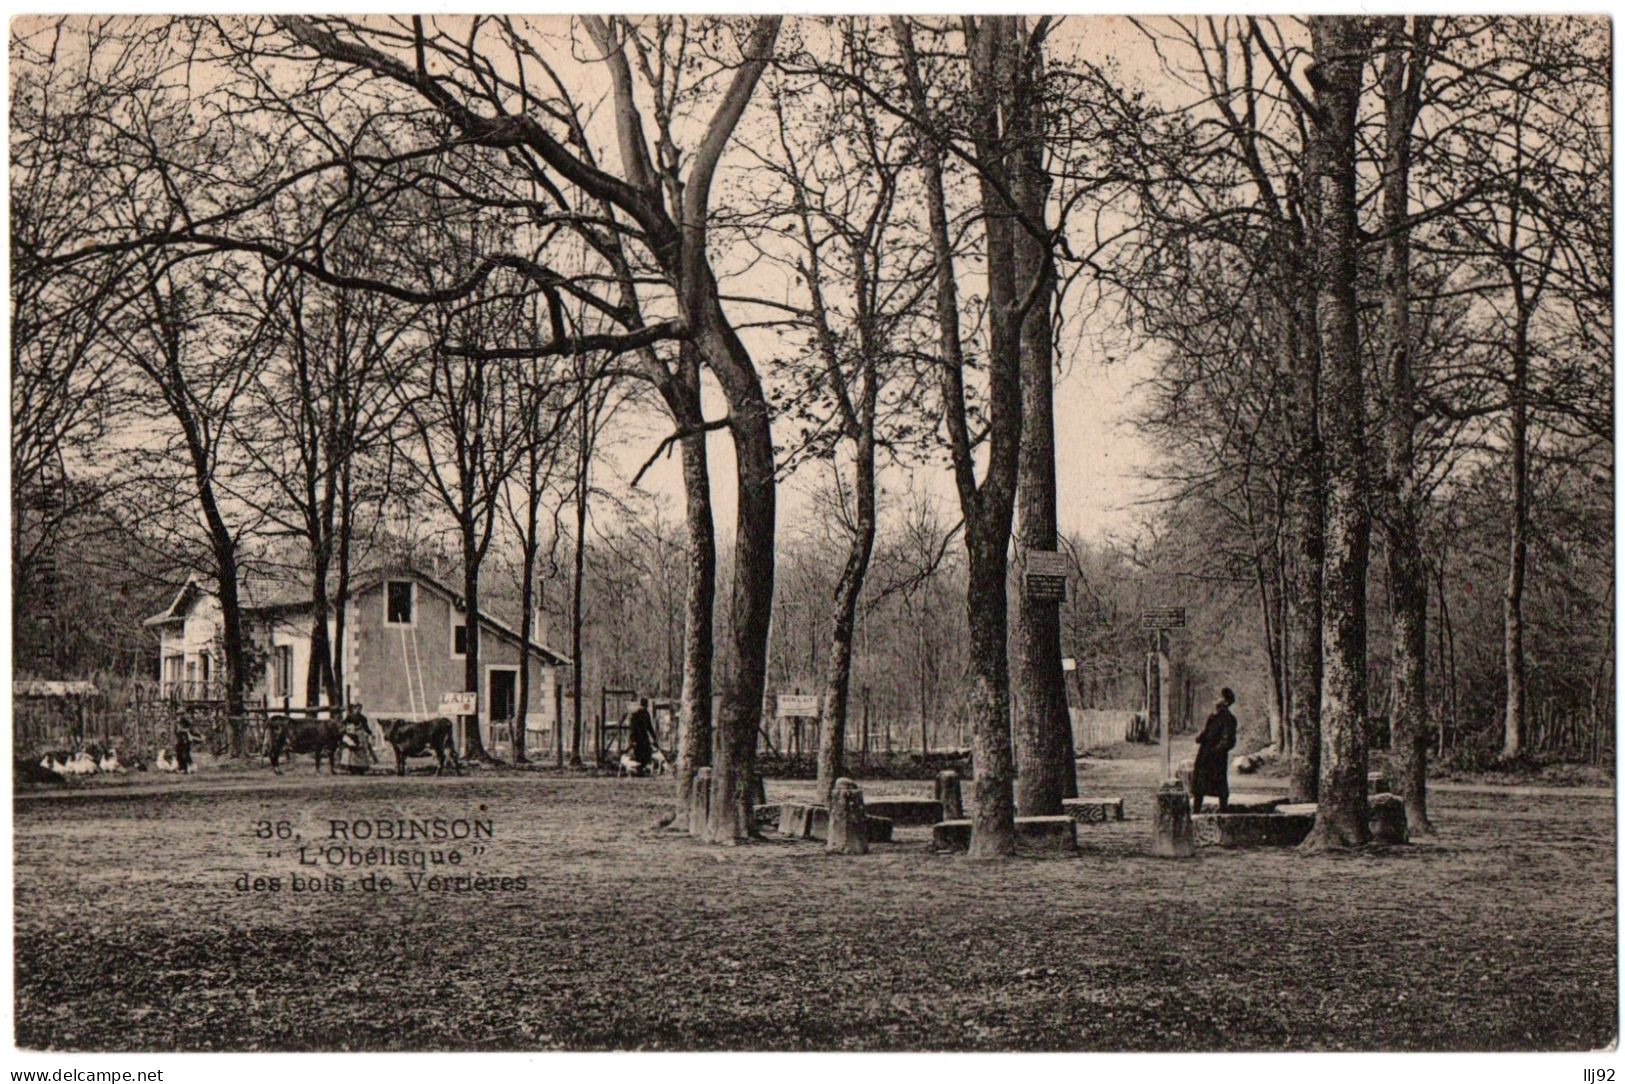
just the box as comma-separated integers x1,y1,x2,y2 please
1141,607,1186,629
439,692,478,716
1139,609,1184,781
1023,549,1069,602
776,694,820,758
440,692,478,756
776,694,821,718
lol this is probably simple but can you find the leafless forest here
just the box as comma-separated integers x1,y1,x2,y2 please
12,17,1612,851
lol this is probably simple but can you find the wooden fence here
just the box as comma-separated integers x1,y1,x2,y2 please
1069,708,1141,753
13,698,233,761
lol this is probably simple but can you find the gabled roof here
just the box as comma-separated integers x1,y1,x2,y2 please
141,567,571,666
370,568,572,667
142,579,203,627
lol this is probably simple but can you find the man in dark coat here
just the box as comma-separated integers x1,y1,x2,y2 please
627,698,657,776
1191,688,1238,812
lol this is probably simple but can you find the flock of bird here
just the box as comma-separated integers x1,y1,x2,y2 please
35,747,184,776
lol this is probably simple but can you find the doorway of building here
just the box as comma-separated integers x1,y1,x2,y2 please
487,667,518,755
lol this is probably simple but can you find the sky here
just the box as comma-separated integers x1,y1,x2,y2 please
585,15,1172,552
613,334,1160,552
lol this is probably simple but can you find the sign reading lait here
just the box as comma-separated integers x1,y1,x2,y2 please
440,691,478,716
777,694,821,718
1024,549,1069,602
1140,607,1186,629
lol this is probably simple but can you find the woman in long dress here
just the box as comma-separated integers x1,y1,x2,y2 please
337,708,375,775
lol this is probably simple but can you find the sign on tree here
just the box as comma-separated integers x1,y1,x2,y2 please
1023,549,1069,602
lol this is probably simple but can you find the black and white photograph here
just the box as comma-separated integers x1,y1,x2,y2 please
7,11,1617,1062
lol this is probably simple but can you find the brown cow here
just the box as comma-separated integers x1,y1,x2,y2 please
266,715,341,774
379,717,462,777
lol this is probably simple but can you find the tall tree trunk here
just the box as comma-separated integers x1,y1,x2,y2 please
669,354,715,829
965,516,1019,858
817,428,876,805
206,516,246,717
1279,278,1324,801
1503,306,1530,760
515,475,539,764
305,540,337,708
694,295,776,845
892,14,1021,857
154,318,246,717
1011,27,1077,815
570,390,589,768
461,522,488,758
1380,15,1434,833
963,16,1024,858
1254,550,1285,751
1303,15,1372,850
333,457,353,704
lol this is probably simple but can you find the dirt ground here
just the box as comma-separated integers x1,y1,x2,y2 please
13,746,1617,1051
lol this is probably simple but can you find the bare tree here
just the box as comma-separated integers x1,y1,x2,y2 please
1301,15,1373,850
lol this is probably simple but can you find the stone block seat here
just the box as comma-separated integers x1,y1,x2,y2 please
1192,811,1316,847
778,802,892,843
1205,792,1288,814
754,803,782,832
1061,796,1125,823
863,796,945,828
1271,797,1408,843
932,816,1077,853
1201,794,1410,846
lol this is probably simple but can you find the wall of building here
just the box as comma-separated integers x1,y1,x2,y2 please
350,576,557,747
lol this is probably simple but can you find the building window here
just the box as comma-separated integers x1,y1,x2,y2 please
386,581,414,625
271,645,292,699
163,654,183,694
452,619,468,657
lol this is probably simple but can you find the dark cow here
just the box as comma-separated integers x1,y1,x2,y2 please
380,717,462,777
266,715,342,774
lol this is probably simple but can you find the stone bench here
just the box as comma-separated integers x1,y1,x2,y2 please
932,816,1077,853
863,796,946,828
1271,795,1408,844
1192,811,1316,847
778,802,893,843
1061,796,1125,823
754,803,782,832
1207,793,1288,814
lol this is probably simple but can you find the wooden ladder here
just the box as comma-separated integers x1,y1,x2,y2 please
400,624,429,718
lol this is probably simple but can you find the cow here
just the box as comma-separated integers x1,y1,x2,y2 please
379,717,462,777
265,715,342,774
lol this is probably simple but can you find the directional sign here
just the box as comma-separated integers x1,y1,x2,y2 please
1140,607,1186,629
440,691,478,716
1024,549,1070,602
777,694,821,718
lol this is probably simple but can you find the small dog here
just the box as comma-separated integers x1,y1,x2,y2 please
648,749,669,776
617,753,641,778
